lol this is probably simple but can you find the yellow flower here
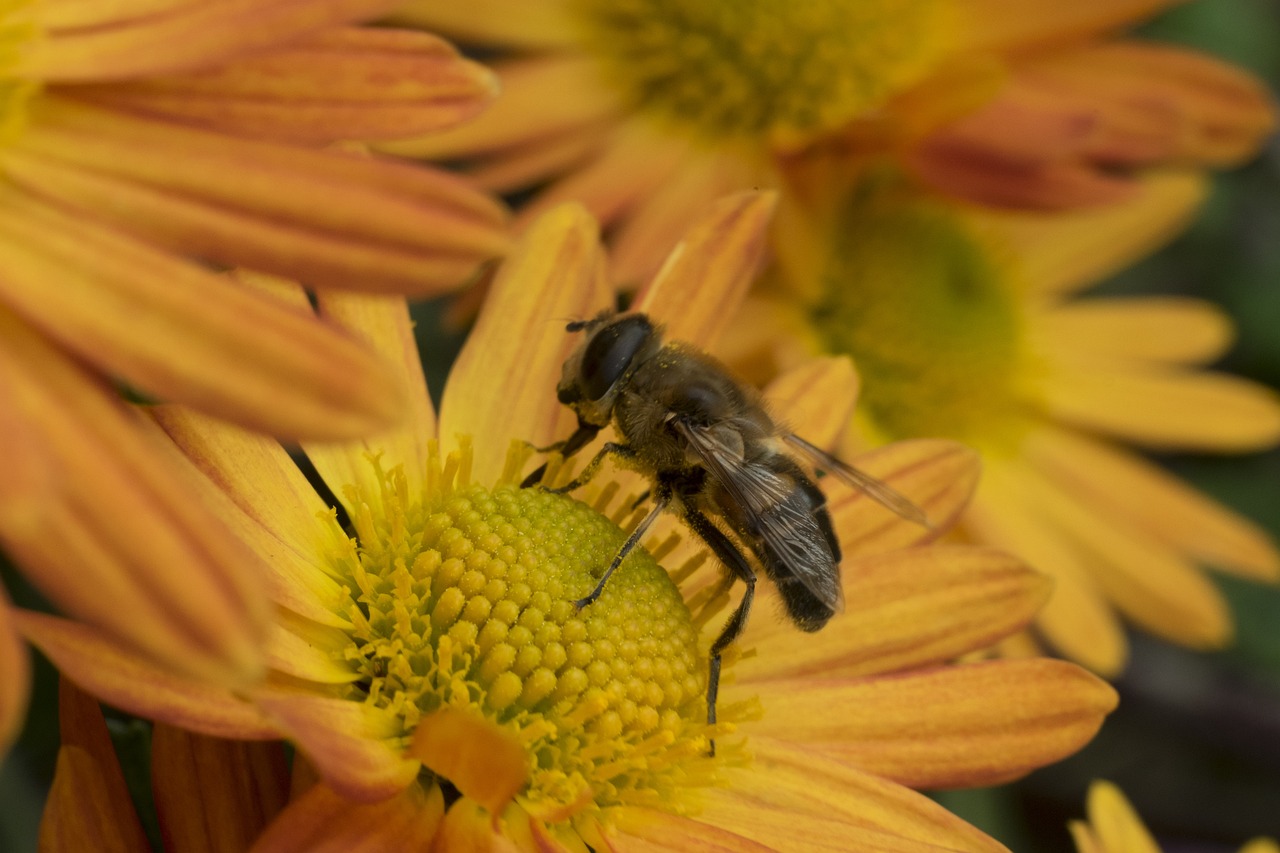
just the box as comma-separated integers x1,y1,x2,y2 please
745,165,1280,675
1070,780,1279,853
21,195,1116,850
384,0,1274,284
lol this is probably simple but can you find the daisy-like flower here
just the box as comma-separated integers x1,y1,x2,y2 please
382,0,1274,285
1069,780,1278,853
18,194,1116,851
740,164,1280,676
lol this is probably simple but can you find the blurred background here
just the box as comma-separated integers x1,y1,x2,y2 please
3,0,1279,849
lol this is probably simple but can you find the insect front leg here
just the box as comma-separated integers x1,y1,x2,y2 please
681,506,756,757
521,420,601,487
545,442,636,495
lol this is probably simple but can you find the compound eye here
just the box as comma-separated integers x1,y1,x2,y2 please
580,315,653,400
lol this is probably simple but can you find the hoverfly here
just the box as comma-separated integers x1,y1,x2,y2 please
524,312,928,747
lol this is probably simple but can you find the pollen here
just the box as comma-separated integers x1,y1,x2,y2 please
568,0,952,144
808,175,1035,453
322,441,736,834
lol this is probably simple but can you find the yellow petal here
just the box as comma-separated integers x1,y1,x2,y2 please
15,610,278,739
1085,781,1161,853
746,659,1117,788
957,0,1176,53
1068,821,1104,853
1025,426,1279,581
609,807,778,852
253,691,419,803
26,0,401,81
763,356,859,451
740,546,1050,681
830,440,981,557
408,707,527,818
151,725,290,853
1241,840,1280,853
390,0,577,50
440,203,611,484
1031,296,1235,366
38,678,150,853
0,598,30,754
249,781,444,853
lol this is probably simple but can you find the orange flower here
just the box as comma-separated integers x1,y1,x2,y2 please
383,0,1274,284
22,195,1115,850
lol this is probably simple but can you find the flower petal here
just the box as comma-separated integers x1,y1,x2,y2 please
957,0,1176,52
0,598,30,754
151,725,290,852
431,798,525,853
745,659,1117,788
253,690,420,802
633,190,776,349
608,807,776,852
38,678,150,852
440,203,611,483
249,780,444,853
740,546,1050,681
1030,296,1234,366
15,611,278,740
1084,781,1161,853
77,28,499,144
408,707,527,818
830,439,981,557
763,356,859,450
390,0,578,50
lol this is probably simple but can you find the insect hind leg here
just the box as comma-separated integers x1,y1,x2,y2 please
682,506,756,757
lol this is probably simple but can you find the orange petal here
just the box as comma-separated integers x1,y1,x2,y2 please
763,356,859,450
439,203,611,483
250,780,444,853
709,738,1009,853
1030,296,1234,366
15,610,278,739
830,439,982,557
253,691,420,803
408,707,527,818
746,659,1117,788
1084,781,1161,853
0,598,30,754
151,725,290,853
26,0,401,81
957,0,1176,52
77,28,499,144
431,798,528,853
739,546,1050,681
1040,362,1280,452
608,807,776,852
38,677,150,853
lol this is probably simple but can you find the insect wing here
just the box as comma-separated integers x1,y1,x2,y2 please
673,420,843,613
783,434,931,528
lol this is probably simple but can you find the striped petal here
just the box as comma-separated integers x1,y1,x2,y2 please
739,546,1050,681
745,659,1117,788
1030,296,1234,366
763,356,859,451
151,725,290,853
249,781,444,853
440,203,611,484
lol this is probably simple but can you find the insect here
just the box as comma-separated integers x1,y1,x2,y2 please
524,311,928,748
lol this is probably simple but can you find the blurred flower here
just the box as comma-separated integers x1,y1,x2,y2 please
21,196,1115,850
741,165,1280,675
383,0,1274,284
1069,780,1279,853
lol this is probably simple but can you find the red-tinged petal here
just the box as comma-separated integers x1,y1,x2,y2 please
76,28,499,144
151,725,290,853
710,738,1009,853
253,690,419,802
744,659,1117,788
956,0,1176,52
440,203,611,484
27,0,402,81
830,439,981,556
739,547,1050,681
250,781,444,853
430,798,524,853
0,600,27,753
633,191,776,349
763,357,859,450
39,678,151,853
408,707,527,818
15,611,278,740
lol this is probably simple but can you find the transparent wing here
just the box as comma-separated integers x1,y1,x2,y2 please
783,434,930,528
672,420,843,612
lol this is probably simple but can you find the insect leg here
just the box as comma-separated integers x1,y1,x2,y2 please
546,442,636,495
681,507,756,756
575,490,670,609
520,420,601,487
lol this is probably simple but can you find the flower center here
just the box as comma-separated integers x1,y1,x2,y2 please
569,0,953,145
807,176,1032,452
323,442,736,832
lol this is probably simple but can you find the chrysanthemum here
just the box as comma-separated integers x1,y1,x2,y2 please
383,0,1274,284
18,194,1116,850
1069,780,1278,853
740,165,1280,676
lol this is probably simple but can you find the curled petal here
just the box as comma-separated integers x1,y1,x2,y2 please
250,781,444,853
408,707,527,818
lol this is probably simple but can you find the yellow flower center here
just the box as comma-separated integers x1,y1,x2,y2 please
808,176,1032,453
569,0,953,144
324,441,740,833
